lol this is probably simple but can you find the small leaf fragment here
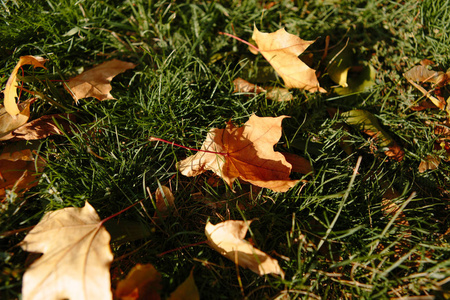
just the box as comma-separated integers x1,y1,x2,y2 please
418,155,440,173
115,264,162,300
205,220,285,278
233,77,293,101
155,185,175,216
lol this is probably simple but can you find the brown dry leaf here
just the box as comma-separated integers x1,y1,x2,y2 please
154,185,176,216
0,147,45,200
3,56,46,116
115,264,162,300
378,184,417,261
6,113,75,141
233,77,293,101
65,59,136,102
403,65,448,110
177,114,299,192
0,99,32,141
418,155,441,173
20,201,113,300
167,269,199,300
252,26,325,93
404,65,446,85
205,220,285,278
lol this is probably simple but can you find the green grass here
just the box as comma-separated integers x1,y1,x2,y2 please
1,0,449,299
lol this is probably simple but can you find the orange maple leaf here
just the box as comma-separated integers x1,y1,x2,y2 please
65,59,136,102
178,114,299,192
252,26,326,93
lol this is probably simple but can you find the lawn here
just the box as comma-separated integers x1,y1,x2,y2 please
1,0,449,299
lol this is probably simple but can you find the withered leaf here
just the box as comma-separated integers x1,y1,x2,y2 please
252,26,325,93
66,59,136,102
233,77,294,101
205,220,285,278
177,114,299,192
7,114,75,141
0,146,45,200
21,201,113,300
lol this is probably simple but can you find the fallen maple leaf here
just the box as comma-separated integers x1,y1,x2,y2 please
252,26,325,93
3,56,46,116
177,114,299,192
20,201,113,300
115,264,162,300
65,59,136,102
205,220,285,278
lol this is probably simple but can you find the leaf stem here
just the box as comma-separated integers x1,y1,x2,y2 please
219,31,260,53
101,200,143,225
149,136,228,156
157,240,208,257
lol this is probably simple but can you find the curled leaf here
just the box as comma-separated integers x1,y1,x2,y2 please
205,220,285,278
342,109,404,161
252,26,325,93
3,56,46,116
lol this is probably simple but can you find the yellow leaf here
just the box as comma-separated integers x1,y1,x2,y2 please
20,201,113,300
252,26,325,93
205,220,285,278
3,56,46,116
